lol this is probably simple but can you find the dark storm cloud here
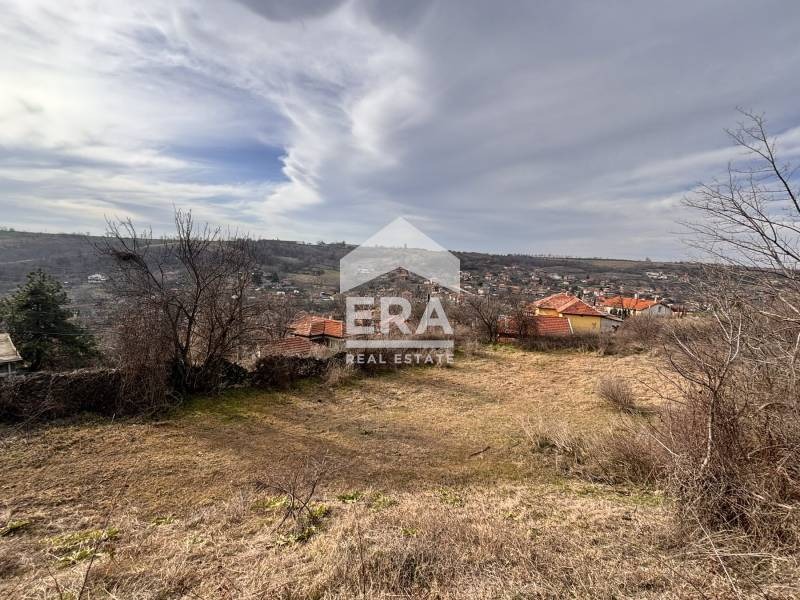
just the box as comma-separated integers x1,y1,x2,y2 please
358,0,433,35
236,0,346,22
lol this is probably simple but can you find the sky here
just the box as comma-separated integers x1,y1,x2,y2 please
2,0,800,260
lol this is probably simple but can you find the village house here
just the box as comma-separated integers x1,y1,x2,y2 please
262,315,347,358
0,333,24,377
498,314,572,340
599,295,673,316
288,315,346,349
530,293,621,333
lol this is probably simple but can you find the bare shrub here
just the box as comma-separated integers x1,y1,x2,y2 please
251,355,330,389
520,332,606,353
260,295,302,341
596,377,638,413
614,314,668,354
113,301,172,414
308,343,336,360
254,453,336,544
654,345,800,546
324,360,355,386
0,368,121,422
653,110,800,549
454,323,485,357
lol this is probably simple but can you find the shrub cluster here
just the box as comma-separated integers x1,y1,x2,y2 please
250,355,333,389
612,314,669,354
0,368,122,421
0,346,446,423
519,332,610,353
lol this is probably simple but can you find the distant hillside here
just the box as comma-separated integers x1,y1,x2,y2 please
0,229,691,296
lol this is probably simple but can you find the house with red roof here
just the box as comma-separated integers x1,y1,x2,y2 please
498,314,573,340
263,315,347,357
599,296,673,317
530,293,621,333
288,315,346,347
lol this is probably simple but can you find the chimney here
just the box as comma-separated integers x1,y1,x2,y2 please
634,292,639,299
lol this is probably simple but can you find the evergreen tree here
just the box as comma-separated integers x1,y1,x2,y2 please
0,270,96,370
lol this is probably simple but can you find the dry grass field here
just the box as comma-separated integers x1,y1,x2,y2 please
1,347,797,598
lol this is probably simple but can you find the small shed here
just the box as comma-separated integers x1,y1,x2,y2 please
0,333,24,377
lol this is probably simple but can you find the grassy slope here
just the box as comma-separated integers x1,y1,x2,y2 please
0,348,794,598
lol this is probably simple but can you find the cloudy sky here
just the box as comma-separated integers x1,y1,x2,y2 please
2,0,800,259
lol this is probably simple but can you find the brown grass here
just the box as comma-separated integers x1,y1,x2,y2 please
0,347,797,598
596,376,639,413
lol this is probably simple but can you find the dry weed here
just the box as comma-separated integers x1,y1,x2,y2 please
596,377,639,413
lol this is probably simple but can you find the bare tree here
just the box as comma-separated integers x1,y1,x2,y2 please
682,111,800,394
659,110,800,544
99,209,258,393
508,295,535,342
461,294,505,343
260,294,301,341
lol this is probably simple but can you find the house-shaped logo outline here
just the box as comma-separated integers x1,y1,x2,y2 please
340,217,461,293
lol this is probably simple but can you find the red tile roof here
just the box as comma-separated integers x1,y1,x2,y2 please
531,315,572,335
498,315,572,337
532,293,606,318
289,316,345,338
532,293,576,311
264,337,315,356
600,296,659,311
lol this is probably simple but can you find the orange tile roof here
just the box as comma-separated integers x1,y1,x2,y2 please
498,315,572,337
531,315,572,336
289,316,345,338
532,293,576,311
264,337,315,356
600,296,659,311
532,293,606,317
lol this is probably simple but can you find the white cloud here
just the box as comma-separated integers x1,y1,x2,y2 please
2,0,800,259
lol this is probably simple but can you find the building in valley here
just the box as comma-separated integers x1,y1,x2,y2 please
0,333,23,377
530,293,621,333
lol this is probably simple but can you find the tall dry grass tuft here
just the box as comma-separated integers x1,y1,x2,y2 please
324,360,356,386
523,416,665,486
596,377,639,414
590,424,667,485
